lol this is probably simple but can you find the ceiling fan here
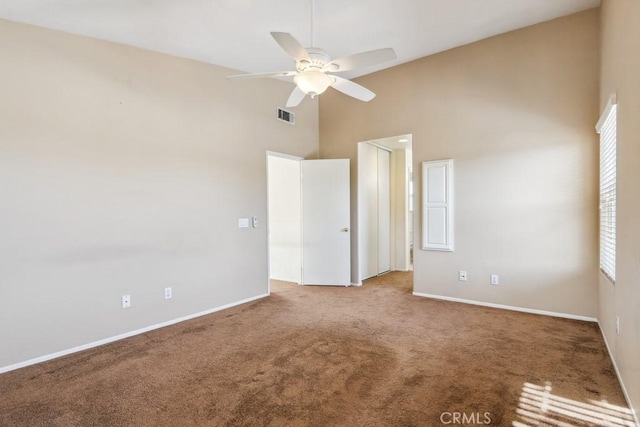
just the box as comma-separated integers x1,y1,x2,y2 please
226,1,397,108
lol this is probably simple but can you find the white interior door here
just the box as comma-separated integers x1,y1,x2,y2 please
302,159,351,286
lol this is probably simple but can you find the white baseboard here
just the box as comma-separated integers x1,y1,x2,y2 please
412,292,597,322
597,321,640,427
0,293,269,375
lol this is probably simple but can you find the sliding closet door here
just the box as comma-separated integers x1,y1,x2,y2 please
359,143,379,280
358,143,391,281
377,149,391,274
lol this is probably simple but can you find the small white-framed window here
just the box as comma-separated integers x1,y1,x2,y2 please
422,159,454,251
596,94,617,283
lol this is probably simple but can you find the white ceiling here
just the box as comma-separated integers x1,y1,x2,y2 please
0,0,600,80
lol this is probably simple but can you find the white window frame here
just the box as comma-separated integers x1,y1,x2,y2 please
596,94,617,284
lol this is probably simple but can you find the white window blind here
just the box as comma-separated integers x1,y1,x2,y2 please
596,96,617,283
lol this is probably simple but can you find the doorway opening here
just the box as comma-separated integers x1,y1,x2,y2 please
267,152,302,288
267,152,352,288
357,135,413,284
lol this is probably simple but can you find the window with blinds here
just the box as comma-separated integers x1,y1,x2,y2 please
596,96,617,283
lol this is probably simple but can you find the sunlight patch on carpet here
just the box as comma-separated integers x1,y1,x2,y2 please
513,382,635,427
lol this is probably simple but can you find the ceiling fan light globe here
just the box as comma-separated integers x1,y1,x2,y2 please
294,71,332,96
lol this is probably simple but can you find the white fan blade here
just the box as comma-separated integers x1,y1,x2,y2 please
324,48,397,72
286,86,307,107
271,32,310,62
331,76,376,102
227,71,297,80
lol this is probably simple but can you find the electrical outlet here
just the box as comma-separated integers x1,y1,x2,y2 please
490,275,499,285
616,316,620,335
165,287,172,300
459,270,467,281
252,216,258,228
122,295,131,308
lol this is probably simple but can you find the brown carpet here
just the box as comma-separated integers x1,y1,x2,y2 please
0,272,633,426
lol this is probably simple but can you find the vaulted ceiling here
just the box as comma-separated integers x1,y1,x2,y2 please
0,0,600,79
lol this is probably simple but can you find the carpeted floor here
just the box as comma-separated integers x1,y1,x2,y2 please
0,272,634,426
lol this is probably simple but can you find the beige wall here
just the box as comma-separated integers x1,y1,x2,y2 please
0,19,318,370
320,10,600,317
599,0,640,418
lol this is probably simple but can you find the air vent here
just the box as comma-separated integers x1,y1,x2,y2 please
277,108,295,125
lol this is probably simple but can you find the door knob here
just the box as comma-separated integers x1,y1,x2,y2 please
341,227,349,232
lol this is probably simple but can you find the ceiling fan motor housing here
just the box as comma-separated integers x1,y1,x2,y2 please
296,47,332,72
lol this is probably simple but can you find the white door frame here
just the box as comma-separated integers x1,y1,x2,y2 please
356,135,413,284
